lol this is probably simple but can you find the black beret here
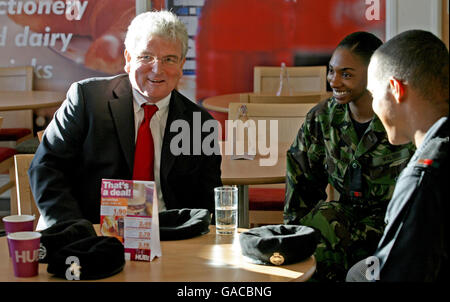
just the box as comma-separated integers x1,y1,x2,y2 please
239,225,320,265
159,208,211,240
39,219,97,263
47,236,125,280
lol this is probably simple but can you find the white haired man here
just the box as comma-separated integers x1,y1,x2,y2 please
30,11,222,229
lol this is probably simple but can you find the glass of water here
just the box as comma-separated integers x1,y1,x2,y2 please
214,186,238,235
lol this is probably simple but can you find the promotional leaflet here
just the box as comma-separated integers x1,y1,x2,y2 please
100,179,161,262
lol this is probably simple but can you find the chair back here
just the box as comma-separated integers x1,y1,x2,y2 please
0,116,15,200
37,130,45,142
13,154,40,229
253,65,327,94
0,66,33,91
228,102,316,148
0,66,34,130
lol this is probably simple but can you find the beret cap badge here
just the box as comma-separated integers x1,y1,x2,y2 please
269,252,285,265
239,225,319,265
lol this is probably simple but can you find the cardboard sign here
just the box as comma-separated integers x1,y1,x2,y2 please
100,179,161,261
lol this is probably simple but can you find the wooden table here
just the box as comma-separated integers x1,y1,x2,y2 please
0,90,65,111
220,142,290,228
0,226,316,282
202,92,332,113
202,93,242,113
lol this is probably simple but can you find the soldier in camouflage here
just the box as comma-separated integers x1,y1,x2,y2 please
284,32,415,281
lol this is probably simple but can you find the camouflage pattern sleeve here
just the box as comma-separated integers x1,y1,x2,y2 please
284,105,329,225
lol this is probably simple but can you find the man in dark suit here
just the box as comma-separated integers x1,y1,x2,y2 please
29,11,222,229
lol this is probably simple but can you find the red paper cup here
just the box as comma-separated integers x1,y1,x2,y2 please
7,231,41,278
2,215,35,257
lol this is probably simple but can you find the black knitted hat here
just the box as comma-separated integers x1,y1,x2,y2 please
239,225,319,265
39,219,97,263
159,208,211,240
47,236,125,280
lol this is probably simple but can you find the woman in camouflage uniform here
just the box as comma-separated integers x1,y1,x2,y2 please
284,32,415,281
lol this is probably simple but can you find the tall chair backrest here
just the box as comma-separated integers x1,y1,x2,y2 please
253,66,327,94
13,154,39,230
229,102,338,204
0,66,33,91
227,102,319,226
228,102,316,148
0,66,34,130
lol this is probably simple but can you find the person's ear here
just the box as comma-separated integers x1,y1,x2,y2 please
389,77,406,103
124,49,131,74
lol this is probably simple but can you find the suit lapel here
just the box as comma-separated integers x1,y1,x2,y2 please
109,77,135,174
161,90,187,180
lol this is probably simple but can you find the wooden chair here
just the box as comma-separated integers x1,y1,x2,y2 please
9,130,44,229
248,71,332,226
228,102,316,145
0,66,34,146
228,102,316,226
253,65,327,94
12,154,39,230
228,102,337,226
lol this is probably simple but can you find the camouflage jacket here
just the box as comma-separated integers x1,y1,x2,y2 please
284,98,415,225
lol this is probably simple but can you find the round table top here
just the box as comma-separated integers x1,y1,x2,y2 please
202,93,242,113
202,91,332,114
0,90,66,111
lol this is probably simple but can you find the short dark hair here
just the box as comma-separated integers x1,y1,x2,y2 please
372,30,449,101
337,31,383,65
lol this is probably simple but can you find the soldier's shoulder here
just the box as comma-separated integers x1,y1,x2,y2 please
414,127,449,172
306,97,334,121
418,138,448,163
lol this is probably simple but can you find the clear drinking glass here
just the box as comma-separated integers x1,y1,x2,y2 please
214,186,238,235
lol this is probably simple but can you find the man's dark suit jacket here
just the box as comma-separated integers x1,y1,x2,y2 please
29,74,222,227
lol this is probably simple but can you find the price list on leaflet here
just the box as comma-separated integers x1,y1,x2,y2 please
124,216,153,261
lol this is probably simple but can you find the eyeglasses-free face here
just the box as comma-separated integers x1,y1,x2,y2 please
327,47,370,106
124,35,186,103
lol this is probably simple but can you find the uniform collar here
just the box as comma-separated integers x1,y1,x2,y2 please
416,115,448,153
330,99,384,133
329,98,386,157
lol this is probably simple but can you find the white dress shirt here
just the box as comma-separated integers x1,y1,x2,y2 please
132,89,170,212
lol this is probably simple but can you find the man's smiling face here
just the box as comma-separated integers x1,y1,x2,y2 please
124,35,185,103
